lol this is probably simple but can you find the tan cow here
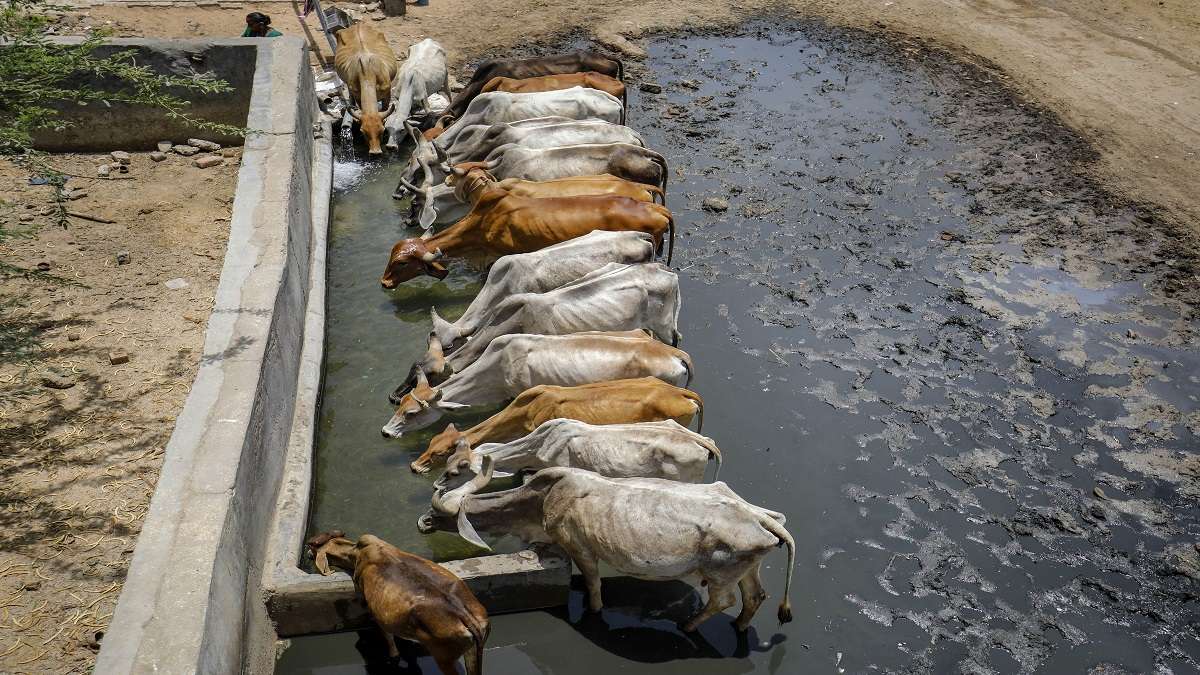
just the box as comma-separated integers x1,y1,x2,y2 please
334,24,398,154
380,192,674,287
307,531,489,675
410,377,703,473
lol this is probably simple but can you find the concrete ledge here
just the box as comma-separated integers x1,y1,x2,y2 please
267,546,571,637
95,36,316,674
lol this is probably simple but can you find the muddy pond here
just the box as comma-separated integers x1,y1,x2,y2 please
278,21,1200,674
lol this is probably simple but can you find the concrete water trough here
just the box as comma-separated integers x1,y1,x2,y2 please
68,35,568,674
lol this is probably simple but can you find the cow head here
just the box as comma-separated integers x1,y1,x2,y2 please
388,332,448,404
305,529,355,575
381,368,469,439
442,433,482,478
418,455,495,550
380,237,448,288
351,102,395,155
449,167,500,204
411,422,463,474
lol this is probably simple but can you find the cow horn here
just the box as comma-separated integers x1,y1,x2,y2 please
396,175,422,194
381,102,396,119
349,108,362,122
433,142,448,164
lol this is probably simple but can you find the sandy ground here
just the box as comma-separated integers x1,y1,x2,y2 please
0,151,236,672
70,0,1200,236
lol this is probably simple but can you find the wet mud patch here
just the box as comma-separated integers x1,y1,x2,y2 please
291,19,1200,675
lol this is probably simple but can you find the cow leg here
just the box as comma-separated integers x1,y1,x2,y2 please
734,565,768,632
565,547,604,612
378,623,400,659
681,580,738,632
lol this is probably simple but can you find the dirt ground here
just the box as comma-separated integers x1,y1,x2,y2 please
71,0,1200,234
2,0,1195,671
0,151,236,672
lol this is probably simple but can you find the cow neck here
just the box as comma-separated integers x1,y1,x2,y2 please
422,208,485,259
358,78,380,118
461,481,549,542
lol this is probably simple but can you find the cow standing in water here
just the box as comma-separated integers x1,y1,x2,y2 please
334,24,398,154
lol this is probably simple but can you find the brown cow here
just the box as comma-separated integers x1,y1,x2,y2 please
410,377,704,473
481,72,627,122
446,51,622,121
380,192,674,288
447,168,664,208
307,530,489,674
334,24,398,155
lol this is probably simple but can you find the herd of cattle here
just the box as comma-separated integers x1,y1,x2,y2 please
309,24,795,675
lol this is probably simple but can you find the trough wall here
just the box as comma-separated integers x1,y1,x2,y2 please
95,36,320,674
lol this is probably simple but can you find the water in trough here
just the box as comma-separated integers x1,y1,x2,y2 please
279,21,1200,674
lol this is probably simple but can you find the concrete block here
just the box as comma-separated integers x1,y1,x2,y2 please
267,547,572,637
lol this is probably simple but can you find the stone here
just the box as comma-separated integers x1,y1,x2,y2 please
678,79,701,91
639,82,663,94
68,331,82,341
108,349,130,365
42,369,75,389
110,151,131,165
173,145,200,156
157,141,173,153
64,188,88,200
701,197,729,212
149,151,167,162
594,31,647,60
193,155,224,169
183,313,204,324
97,164,111,177
164,277,189,290
117,251,131,265
220,148,239,158
187,138,221,151
19,214,34,223
36,261,51,272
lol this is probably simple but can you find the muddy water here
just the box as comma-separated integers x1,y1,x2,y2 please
281,22,1200,674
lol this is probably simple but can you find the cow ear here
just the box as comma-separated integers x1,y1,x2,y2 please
457,511,491,551
315,549,332,576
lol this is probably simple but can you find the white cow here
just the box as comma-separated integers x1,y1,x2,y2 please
432,230,656,348
418,463,795,633
410,142,670,229
396,118,645,199
433,88,622,156
382,333,693,438
441,262,681,376
439,418,722,484
384,38,450,152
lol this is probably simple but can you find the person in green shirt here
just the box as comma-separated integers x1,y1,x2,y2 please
242,12,282,37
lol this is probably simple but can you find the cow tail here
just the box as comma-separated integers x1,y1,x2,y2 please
759,516,795,624
616,56,625,83
649,185,667,207
621,84,628,125
692,393,704,433
462,613,487,675
681,351,693,388
702,435,722,482
649,149,669,196
662,209,675,266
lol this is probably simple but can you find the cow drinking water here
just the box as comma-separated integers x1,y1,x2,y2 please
334,24,399,155
418,461,794,633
